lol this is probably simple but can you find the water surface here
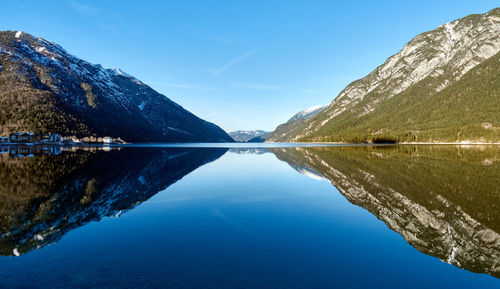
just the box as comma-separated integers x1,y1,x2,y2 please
0,144,498,288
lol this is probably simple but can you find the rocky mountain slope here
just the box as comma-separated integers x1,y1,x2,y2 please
0,31,233,142
268,104,326,142
229,130,270,142
268,8,500,143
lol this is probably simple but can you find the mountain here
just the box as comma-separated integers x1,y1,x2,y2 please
0,146,228,256
268,8,500,143
0,31,233,142
271,145,500,278
287,105,327,122
267,105,326,142
228,148,268,154
246,132,271,142
228,130,270,142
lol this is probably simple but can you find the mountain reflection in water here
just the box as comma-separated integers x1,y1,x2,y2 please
271,145,499,278
0,144,498,281
0,146,227,256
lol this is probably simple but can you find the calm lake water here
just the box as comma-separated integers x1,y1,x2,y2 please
0,144,498,289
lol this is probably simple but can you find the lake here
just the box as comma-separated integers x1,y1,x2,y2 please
0,144,498,288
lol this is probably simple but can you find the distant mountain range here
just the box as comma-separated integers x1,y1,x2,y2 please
3,8,499,144
0,31,233,142
246,132,271,143
228,130,270,142
268,8,500,143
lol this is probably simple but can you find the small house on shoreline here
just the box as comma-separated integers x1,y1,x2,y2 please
3,132,123,145
9,132,42,143
102,137,113,144
8,132,62,144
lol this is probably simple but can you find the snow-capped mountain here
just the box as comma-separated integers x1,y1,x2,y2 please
0,31,233,142
229,130,270,142
267,104,326,142
287,104,327,122
268,8,500,143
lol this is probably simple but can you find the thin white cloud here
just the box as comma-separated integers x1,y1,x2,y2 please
69,1,98,16
212,49,259,76
70,1,119,31
230,82,284,91
96,22,114,31
208,36,245,45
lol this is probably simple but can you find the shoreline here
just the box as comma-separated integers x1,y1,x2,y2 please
288,141,500,145
1,141,499,147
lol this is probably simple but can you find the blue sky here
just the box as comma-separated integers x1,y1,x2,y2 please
1,1,498,132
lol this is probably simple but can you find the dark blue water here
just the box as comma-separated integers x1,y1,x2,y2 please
0,145,498,288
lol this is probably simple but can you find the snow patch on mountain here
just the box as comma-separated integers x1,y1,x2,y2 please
296,167,325,181
288,104,327,122
35,46,46,53
168,127,192,135
111,68,133,78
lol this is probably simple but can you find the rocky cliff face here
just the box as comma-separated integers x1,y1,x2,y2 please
272,145,500,278
0,31,233,142
269,8,500,143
